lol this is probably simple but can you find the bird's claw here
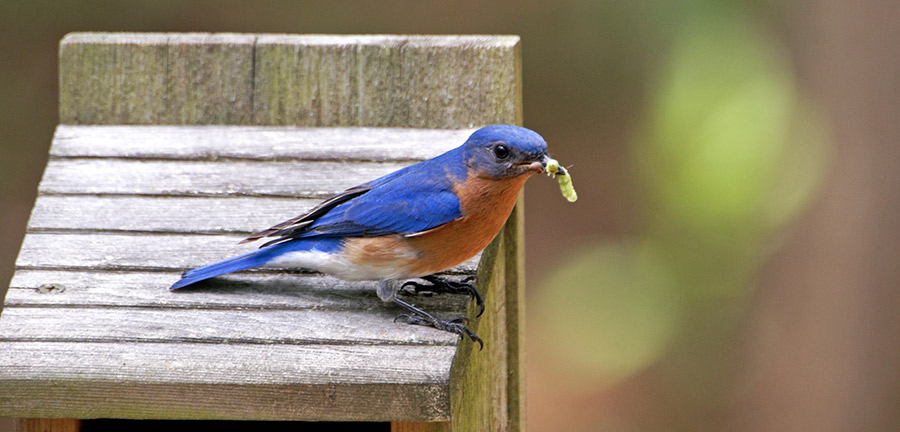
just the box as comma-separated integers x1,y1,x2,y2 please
448,323,483,350
400,275,485,317
393,299,483,350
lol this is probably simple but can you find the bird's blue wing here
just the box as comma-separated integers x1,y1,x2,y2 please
251,149,466,247
305,185,461,237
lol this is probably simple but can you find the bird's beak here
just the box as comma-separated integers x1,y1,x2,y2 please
517,160,544,174
515,155,548,174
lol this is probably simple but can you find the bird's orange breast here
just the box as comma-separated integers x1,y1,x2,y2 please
402,171,531,276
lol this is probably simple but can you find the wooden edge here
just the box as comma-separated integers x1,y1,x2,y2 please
391,421,451,432
58,32,521,127
62,32,519,47
14,419,81,432
505,194,527,431
255,33,520,47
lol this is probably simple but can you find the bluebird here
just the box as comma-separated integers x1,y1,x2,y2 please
170,124,553,346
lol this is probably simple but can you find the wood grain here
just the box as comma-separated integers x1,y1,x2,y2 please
28,195,321,235
15,232,478,273
59,33,521,128
0,342,453,420
164,33,255,125
59,33,169,125
252,34,521,128
14,419,81,432
38,158,411,198
391,422,450,432
6,270,471,311
51,125,473,161
0,307,462,346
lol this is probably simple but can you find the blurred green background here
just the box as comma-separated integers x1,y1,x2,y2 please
2,0,899,430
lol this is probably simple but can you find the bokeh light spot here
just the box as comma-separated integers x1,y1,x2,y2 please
532,239,683,391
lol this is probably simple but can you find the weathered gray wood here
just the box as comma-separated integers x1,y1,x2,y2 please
28,195,316,235
15,419,81,432
0,342,453,420
51,125,473,161
60,33,521,128
60,33,255,125
39,158,410,198
59,33,169,125
253,35,403,127
15,232,478,273
253,35,521,128
165,34,255,125
392,422,450,432
6,270,469,311
0,342,453,385
504,197,527,432
0,307,460,345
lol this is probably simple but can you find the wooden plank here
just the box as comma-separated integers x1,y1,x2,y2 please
59,33,521,128
253,35,400,127
15,419,81,432
504,196,528,432
59,33,255,125
397,37,521,129
0,342,453,421
59,33,169,125
391,422,450,432
252,35,521,128
17,232,257,271
0,307,461,346
15,233,478,273
164,34,255,125
0,342,453,387
23,197,482,246
51,125,473,161
27,195,318,235
6,270,470,312
37,158,410,198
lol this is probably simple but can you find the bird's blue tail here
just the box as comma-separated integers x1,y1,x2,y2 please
169,238,340,290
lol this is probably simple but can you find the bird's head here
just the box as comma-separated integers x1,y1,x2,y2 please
462,125,550,179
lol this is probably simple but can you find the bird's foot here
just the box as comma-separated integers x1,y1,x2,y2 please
400,275,484,317
393,298,483,350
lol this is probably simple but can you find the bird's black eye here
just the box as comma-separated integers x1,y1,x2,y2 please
493,144,510,159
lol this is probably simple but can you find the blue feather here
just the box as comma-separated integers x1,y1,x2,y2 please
169,238,343,290
301,147,465,237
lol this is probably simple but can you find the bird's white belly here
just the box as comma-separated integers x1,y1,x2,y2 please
264,249,415,281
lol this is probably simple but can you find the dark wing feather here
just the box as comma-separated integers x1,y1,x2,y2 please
240,185,372,245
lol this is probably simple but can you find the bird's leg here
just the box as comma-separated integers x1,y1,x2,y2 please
400,275,484,317
392,298,483,350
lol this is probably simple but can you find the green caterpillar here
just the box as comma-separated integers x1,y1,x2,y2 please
545,158,577,202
